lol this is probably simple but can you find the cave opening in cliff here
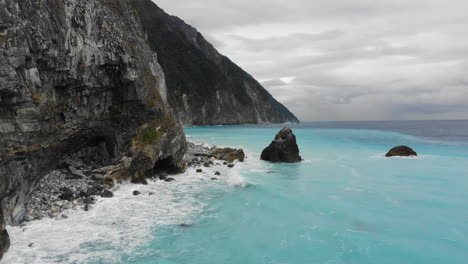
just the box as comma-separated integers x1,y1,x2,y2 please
152,156,179,175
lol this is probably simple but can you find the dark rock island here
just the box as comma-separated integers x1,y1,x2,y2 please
261,127,302,163
0,0,298,259
385,146,418,157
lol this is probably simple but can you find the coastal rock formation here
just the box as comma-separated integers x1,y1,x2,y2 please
385,146,418,157
0,0,299,257
0,0,187,248
261,127,302,163
134,0,299,125
211,148,245,163
184,142,246,166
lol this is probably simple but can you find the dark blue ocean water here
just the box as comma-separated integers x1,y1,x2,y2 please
253,120,468,143
5,120,468,264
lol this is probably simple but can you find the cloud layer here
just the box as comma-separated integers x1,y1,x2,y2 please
154,0,468,121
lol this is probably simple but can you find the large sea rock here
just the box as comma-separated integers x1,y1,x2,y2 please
261,127,302,163
385,146,418,157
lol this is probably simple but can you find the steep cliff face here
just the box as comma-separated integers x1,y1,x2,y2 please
135,0,299,126
0,0,187,256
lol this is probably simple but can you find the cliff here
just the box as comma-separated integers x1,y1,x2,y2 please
0,0,187,258
134,0,299,126
0,0,300,259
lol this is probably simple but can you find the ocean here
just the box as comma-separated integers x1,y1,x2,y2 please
4,120,468,264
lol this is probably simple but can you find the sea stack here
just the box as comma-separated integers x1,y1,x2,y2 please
261,127,302,163
385,146,417,157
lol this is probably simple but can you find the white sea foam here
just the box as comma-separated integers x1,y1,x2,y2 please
344,186,364,192
226,168,248,188
302,158,321,163
3,165,246,264
370,153,434,160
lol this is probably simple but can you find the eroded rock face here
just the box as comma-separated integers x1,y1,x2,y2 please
261,127,302,163
385,146,417,157
0,0,186,233
134,0,299,126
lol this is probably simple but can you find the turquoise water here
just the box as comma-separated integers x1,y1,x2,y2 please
131,124,468,264
5,122,468,264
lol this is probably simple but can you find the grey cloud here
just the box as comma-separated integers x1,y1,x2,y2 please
153,0,468,121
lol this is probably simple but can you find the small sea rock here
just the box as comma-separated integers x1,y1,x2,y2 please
214,171,221,176
227,164,235,168
196,169,203,173
165,177,176,182
385,146,417,157
133,190,141,196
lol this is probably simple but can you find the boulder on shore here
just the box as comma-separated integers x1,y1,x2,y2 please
211,148,245,162
59,187,74,201
261,127,302,163
385,146,417,157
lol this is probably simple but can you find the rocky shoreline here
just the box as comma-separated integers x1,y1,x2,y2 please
19,142,245,225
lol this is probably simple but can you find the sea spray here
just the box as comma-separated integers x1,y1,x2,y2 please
3,164,245,264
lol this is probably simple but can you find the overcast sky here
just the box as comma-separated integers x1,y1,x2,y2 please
153,0,468,121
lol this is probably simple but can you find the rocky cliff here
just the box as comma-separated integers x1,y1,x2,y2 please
0,0,299,259
0,0,187,257
134,0,299,126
